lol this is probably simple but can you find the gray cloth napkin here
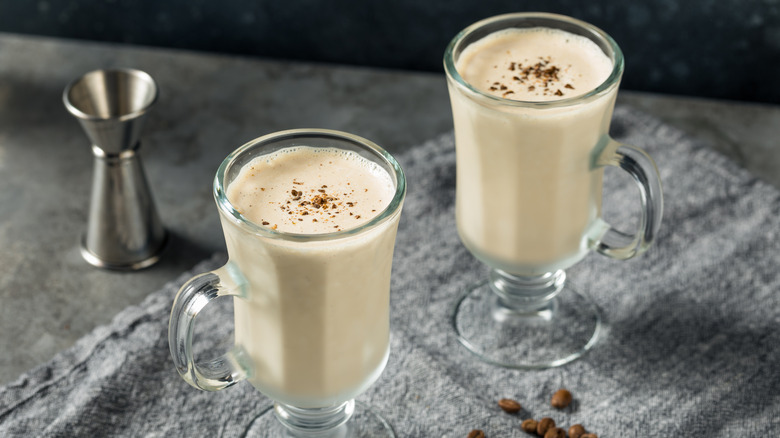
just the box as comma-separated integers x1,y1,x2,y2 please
2,105,779,437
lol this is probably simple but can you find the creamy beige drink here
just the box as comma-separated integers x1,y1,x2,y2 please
449,27,616,274
222,146,399,407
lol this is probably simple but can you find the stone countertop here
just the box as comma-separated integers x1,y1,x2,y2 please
0,32,778,386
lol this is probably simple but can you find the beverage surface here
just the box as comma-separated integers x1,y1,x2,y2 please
227,146,395,234
456,27,613,102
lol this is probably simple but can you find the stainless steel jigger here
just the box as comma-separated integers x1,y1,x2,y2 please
64,68,167,270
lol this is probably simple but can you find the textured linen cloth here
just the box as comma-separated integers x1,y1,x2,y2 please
2,105,780,437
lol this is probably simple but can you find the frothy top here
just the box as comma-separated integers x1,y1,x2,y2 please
226,146,395,234
456,27,613,102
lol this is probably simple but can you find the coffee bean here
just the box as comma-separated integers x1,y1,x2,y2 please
551,388,573,409
520,418,538,434
569,424,586,438
544,428,566,438
467,429,485,438
581,434,598,438
536,417,555,435
497,398,522,413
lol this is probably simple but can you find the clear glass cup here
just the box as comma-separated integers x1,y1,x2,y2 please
168,129,405,437
444,13,663,368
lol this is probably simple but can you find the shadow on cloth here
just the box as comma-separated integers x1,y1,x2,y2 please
605,291,780,432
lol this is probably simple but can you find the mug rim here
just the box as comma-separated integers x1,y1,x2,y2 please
443,12,625,109
213,128,406,242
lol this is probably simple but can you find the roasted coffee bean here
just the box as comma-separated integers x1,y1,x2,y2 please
520,418,538,434
497,398,522,413
551,388,573,409
467,429,485,438
544,428,566,438
536,417,555,436
569,424,586,438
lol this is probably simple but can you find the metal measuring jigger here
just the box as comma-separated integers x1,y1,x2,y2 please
64,68,168,270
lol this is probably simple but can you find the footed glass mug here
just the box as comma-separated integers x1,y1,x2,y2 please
169,130,405,437
444,13,663,368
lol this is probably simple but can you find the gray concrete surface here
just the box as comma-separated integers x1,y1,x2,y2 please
1,33,778,386
618,92,780,189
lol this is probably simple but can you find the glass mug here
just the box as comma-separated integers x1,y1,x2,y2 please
169,130,405,437
444,13,663,368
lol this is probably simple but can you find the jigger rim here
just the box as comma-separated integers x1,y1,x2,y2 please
63,68,159,123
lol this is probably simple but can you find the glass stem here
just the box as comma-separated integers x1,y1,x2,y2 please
489,269,566,312
274,399,355,436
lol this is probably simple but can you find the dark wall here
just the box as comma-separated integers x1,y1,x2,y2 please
1,0,778,104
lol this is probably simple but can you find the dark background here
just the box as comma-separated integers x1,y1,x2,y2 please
1,0,778,104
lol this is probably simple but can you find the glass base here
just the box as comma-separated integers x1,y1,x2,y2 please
245,401,395,438
452,273,603,369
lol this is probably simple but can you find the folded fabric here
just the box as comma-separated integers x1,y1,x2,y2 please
2,105,779,437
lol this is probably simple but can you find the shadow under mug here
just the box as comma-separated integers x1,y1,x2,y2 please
168,129,405,436
444,13,664,368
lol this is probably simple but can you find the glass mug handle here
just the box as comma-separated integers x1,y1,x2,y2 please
592,139,664,260
168,263,251,391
